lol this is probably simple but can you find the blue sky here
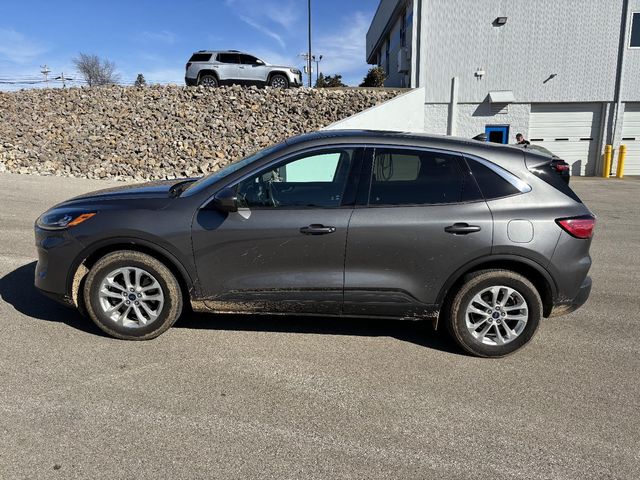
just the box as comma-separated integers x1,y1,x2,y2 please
0,0,379,90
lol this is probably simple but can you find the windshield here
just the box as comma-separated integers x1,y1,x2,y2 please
182,141,287,196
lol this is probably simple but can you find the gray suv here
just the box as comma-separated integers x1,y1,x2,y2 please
34,130,594,357
185,50,303,88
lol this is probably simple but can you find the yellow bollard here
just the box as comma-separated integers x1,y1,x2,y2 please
616,144,627,179
602,145,613,178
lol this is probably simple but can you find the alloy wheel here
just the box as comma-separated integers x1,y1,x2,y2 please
98,267,165,328
200,76,217,87
464,285,529,346
270,76,287,88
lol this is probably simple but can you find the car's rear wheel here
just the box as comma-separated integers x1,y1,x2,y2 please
199,74,218,87
83,251,183,340
446,270,542,358
269,74,289,89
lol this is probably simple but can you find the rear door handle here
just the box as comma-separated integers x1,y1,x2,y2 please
300,224,336,235
444,223,482,235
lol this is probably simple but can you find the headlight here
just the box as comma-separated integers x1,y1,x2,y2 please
37,210,97,230
290,68,301,75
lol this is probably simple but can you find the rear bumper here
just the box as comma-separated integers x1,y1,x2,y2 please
549,276,592,317
185,76,198,86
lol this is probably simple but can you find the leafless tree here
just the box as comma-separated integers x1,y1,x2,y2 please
73,53,120,86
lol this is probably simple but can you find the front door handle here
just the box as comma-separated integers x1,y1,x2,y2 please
300,224,336,235
444,223,482,235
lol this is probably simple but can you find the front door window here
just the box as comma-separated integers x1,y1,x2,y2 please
235,149,356,208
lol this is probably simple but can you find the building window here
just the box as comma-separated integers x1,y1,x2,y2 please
385,41,390,75
630,12,640,48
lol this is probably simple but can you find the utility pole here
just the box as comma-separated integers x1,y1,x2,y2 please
55,73,73,88
312,55,323,84
40,65,51,87
307,0,312,87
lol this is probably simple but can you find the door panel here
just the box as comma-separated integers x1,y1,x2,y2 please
239,54,268,83
192,208,351,314
344,203,492,317
344,146,493,318
216,53,240,81
191,146,362,314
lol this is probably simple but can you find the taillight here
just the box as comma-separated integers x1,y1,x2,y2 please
186,62,192,70
556,215,596,239
554,163,570,172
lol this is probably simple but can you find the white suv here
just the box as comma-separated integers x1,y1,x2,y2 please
185,50,303,88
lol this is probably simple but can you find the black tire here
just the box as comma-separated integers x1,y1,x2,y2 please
446,270,542,358
198,74,218,87
83,251,183,340
269,74,289,89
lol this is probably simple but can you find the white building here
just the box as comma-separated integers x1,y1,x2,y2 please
365,0,640,175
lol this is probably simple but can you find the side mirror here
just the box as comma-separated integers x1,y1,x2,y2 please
212,187,239,213
255,59,265,66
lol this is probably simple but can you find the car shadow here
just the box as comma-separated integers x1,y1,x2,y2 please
1,262,461,355
0,261,107,336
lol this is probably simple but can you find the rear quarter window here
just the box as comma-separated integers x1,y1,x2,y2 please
466,158,522,199
189,53,212,62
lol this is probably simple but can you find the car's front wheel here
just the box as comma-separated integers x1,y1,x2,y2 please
83,251,183,340
269,74,289,89
446,270,542,357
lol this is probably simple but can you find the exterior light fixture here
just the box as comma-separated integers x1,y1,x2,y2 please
495,16,508,25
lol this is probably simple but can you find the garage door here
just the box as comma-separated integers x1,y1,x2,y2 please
529,104,602,176
621,103,640,176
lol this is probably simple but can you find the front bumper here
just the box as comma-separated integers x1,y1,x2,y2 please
34,225,85,299
289,73,303,87
549,276,592,317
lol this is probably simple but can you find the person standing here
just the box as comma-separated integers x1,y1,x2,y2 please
516,133,531,145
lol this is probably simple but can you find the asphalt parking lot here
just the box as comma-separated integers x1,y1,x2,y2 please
0,172,639,479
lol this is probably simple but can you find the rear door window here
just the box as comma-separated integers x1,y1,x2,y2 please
217,53,240,64
368,148,482,205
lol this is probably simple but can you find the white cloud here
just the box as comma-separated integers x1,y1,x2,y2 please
225,0,300,49
136,30,177,45
248,48,300,68
314,11,371,85
0,28,48,64
238,15,285,49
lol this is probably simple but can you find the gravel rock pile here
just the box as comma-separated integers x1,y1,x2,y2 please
0,85,399,181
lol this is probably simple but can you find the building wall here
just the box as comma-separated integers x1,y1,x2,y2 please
423,103,530,144
455,104,531,142
423,104,449,135
419,0,625,103
367,0,403,61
